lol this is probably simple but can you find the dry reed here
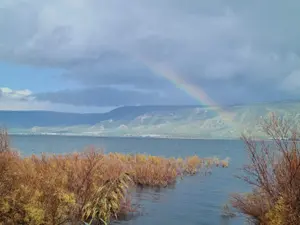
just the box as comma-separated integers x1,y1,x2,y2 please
231,113,300,225
0,132,228,224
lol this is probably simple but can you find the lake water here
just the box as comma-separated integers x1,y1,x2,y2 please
10,135,251,225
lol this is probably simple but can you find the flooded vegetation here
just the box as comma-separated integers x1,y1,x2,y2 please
0,130,229,225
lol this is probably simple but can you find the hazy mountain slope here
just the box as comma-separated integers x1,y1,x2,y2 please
3,102,300,139
0,111,104,128
0,106,200,128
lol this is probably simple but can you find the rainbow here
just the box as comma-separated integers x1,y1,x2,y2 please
138,58,235,123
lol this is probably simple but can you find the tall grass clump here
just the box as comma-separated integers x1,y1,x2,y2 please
0,148,133,225
0,131,229,224
231,113,300,225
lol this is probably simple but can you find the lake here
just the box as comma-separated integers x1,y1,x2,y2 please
10,135,251,225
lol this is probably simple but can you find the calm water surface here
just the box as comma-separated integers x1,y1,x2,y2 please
11,135,251,225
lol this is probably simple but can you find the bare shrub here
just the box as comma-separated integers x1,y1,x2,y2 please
231,113,300,225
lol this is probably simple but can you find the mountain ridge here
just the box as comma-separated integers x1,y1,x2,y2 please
2,100,300,139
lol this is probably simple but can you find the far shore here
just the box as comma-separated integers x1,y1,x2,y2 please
8,132,272,141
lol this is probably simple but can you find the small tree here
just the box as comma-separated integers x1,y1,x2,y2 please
232,113,300,225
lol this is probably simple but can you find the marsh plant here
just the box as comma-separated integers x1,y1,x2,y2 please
232,113,300,225
0,132,229,225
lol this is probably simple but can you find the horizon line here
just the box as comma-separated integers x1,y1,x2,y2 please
0,99,299,114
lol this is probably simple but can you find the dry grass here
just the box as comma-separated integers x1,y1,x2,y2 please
231,113,300,225
0,131,229,224
0,148,133,225
0,128,9,152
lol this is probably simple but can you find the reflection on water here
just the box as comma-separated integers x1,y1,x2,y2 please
135,185,176,202
112,186,175,224
112,180,246,225
12,135,250,225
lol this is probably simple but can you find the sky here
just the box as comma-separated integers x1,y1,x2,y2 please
1,0,300,113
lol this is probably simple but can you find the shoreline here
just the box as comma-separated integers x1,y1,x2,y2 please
9,133,257,141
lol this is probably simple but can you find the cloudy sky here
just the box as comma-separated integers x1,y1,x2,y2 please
1,0,300,112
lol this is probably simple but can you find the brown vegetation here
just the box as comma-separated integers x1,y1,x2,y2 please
0,128,9,152
0,131,229,225
231,113,300,225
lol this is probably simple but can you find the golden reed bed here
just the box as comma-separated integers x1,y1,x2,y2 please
0,131,228,225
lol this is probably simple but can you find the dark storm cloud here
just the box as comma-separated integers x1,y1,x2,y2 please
1,0,300,107
35,87,197,107
60,50,171,89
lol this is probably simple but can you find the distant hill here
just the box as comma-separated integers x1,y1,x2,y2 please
2,101,300,139
0,111,103,128
0,105,200,128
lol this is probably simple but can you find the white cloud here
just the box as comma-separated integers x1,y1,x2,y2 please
0,87,112,112
0,87,32,100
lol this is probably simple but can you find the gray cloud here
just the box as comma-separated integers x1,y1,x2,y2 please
1,0,300,107
60,51,170,89
281,70,300,93
0,87,114,112
35,87,197,107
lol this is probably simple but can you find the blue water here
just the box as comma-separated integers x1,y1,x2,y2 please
10,135,250,225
